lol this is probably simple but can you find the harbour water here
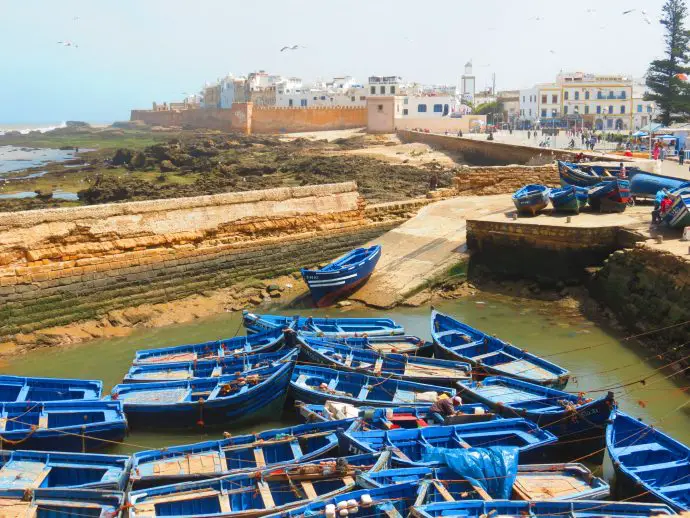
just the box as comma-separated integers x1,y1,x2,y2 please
1,295,688,455
0,145,78,174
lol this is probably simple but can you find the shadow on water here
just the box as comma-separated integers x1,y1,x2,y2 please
1,292,688,453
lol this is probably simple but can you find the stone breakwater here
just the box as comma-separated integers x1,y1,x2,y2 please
453,164,559,196
0,182,420,348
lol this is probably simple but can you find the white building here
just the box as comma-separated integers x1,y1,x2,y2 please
367,76,404,96
275,76,366,107
518,87,539,124
632,78,656,130
394,94,457,118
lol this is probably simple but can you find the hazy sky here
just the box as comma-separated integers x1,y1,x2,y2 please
0,0,670,124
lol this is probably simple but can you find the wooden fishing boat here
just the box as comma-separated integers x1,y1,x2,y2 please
430,310,569,389
0,400,127,452
411,500,675,518
109,362,294,429
664,185,690,229
130,419,352,487
339,335,433,356
606,411,690,512
243,311,404,338
262,481,424,518
360,463,609,501
133,328,285,365
124,349,298,383
628,170,687,198
0,488,126,518
296,402,497,427
557,160,622,187
0,375,102,402
457,377,614,451
340,418,558,466
297,336,471,385
0,449,130,490
128,454,387,518
289,365,455,408
588,179,631,212
301,245,381,307
548,185,589,213
512,184,550,216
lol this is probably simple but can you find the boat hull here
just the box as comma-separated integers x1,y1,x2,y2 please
512,185,550,216
301,246,381,307
664,193,690,229
629,170,687,197
549,186,588,213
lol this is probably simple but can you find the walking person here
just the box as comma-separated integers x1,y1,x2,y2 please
528,130,531,140
679,145,685,166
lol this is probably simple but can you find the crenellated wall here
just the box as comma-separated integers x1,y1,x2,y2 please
130,104,366,134
0,183,410,342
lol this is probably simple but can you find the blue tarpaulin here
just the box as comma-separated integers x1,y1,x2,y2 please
421,446,519,499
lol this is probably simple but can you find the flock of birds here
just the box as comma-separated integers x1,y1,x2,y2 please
54,7,654,54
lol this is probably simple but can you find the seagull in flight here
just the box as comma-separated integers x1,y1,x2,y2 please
622,9,636,14
529,16,543,21
280,45,304,52
57,40,78,48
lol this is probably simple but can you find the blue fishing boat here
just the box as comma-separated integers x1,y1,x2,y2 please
297,402,497,427
124,349,298,383
0,449,130,490
339,335,433,356
262,482,423,518
297,336,471,385
0,375,102,402
290,365,455,408
243,311,405,338
340,418,558,466
130,419,352,487
0,400,127,452
588,178,631,212
0,488,125,517
128,454,388,518
457,377,614,451
606,411,690,512
360,462,610,501
664,184,690,229
411,500,675,518
628,170,687,198
431,310,569,388
512,184,550,216
548,185,589,213
133,328,285,365
301,245,382,307
558,160,625,187
108,362,294,429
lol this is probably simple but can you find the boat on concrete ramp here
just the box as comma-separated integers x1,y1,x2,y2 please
243,311,404,338
124,349,298,383
0,449,130,490
512,184,550,216
456,376,614,456
0,400,127,452
431,310,569,389
128,453,388,518
606,410,690,512
132,328,285,365
549,185,589,213
297,336,471,386
0,375,102,402
340,418,557,466
290,365,455,408
108,362,294,429
129,419,352,488
410,499,676,518
301,245,381,307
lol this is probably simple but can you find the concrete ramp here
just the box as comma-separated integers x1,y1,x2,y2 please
351,194,513,308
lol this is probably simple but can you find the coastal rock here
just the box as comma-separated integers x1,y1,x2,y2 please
159,160,178,172
336,300,352,307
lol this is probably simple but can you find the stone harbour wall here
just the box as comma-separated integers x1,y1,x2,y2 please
465,219,640,283
589,246,690,365
0,182,411,343
453,164,559,195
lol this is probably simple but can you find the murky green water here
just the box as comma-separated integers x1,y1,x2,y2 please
2,295,688,455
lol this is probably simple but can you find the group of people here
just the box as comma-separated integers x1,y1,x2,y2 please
652,188,676,225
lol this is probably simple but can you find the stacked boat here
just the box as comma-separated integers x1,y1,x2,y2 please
2,301,688,516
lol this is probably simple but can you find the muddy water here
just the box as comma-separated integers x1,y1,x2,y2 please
2,295,688,455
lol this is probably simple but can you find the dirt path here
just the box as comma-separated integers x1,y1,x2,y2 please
350,194,514,308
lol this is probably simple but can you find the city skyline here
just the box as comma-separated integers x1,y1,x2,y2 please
1,0,667,123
